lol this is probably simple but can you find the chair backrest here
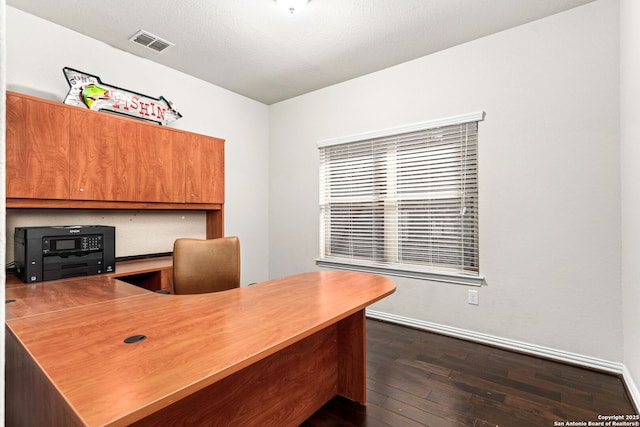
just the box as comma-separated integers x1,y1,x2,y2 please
172,236,240,295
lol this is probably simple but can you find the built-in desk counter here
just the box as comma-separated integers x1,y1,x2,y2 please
5,271,395,426
108,256,174,292
5,255,174,294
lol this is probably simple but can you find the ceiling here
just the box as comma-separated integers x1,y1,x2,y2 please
7,0,596,105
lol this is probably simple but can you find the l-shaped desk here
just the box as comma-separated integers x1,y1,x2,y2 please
5,270,395,426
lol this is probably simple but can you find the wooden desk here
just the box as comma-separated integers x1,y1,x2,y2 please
6,271,395,426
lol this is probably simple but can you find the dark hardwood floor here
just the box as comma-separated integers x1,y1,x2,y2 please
302,319,638,427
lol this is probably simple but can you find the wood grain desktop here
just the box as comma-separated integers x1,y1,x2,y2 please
5,271,396,426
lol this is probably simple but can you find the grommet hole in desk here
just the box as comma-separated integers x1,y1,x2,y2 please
124,335,147,344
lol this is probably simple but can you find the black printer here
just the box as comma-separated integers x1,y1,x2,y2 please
14,225,115,283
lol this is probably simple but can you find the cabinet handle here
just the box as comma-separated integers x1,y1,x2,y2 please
79,188,84,192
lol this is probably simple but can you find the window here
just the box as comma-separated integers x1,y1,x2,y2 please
317,112,484,286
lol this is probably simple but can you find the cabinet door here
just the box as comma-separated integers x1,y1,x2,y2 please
136,125,185,202
6,93,70,199
69,110,138,201
186,134,225,203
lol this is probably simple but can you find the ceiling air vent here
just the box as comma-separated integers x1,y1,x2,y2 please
129,30,174,53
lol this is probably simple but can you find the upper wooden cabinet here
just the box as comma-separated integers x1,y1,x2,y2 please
69,109,138,201
6,91,225,205
136,124,186,203
186,134,225,203
6,93,70,200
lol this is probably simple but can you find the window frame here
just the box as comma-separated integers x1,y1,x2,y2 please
316,112,485,286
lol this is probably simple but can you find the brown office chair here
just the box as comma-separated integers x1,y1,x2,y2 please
172,236,240,295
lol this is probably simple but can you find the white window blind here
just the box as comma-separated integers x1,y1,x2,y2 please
317,112,484,285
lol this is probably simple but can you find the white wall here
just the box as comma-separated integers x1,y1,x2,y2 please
269,0,621,362
5,7,271,285
621,0,640,408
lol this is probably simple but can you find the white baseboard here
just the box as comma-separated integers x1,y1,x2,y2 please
623,365,640,413
365,310,624,374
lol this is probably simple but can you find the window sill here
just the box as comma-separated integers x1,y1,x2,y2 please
315,258,485,287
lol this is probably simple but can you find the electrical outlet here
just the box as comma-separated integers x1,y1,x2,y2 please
468,289,479,305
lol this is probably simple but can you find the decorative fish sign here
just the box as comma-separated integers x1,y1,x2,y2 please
62,67,182,125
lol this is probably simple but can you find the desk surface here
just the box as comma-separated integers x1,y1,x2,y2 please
6,271,395,426
5,275,150,319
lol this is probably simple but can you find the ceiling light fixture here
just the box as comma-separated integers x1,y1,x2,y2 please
276,0,309,14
